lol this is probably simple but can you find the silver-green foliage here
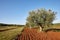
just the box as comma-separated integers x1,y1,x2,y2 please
26,8,56,28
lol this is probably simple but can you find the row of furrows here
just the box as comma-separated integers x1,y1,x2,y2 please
17,28,60,40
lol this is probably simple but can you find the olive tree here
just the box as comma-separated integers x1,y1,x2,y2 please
26,8,56,31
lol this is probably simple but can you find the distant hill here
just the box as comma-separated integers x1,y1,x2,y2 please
53,23,60,27
44,23,60,32
53,23,60,25
0,23,24,27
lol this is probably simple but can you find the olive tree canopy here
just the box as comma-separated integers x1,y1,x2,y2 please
26,8,56,31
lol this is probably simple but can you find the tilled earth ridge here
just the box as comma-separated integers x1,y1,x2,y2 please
16,28,60,40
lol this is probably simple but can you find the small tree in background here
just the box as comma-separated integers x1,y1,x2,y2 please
26,8,56,31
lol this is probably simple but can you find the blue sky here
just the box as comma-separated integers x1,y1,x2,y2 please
0,0,60,25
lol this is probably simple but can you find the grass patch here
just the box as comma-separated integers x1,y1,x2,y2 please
0,27,24,40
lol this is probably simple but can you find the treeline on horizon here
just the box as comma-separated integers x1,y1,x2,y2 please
0,23,60,26
0,23,24,27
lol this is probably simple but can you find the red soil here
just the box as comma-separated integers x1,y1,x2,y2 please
17,28,60,40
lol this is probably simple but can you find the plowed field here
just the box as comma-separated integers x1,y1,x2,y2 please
17,28,60,40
